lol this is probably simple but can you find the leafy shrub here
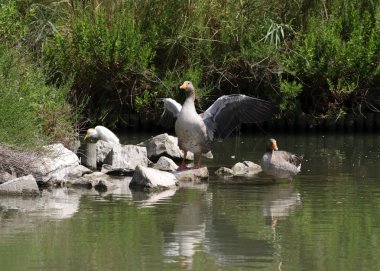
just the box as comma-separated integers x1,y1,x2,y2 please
284,2,380,119
0,45,74,148
0,0,26,46
43,5,154,126
279,79,303,113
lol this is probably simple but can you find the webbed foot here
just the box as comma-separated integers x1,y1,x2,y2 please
177,165,190,171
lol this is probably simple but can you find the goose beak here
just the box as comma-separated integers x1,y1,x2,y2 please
179,82,187,90
84,134,88,141
272,141,278,151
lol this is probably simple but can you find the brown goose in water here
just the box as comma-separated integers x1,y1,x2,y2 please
260,138,303,182
160,81,278,170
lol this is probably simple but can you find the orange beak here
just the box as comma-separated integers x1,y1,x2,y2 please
272,141,278,151
179,82,188,90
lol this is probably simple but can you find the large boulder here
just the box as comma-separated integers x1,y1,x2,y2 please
108,144,148,169
0,174,39,195
138,133,194,162
129,165,178,190
32,143,89,184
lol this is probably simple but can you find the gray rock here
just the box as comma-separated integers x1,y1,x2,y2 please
109,144,148,169
174,167,209,182
0,171,16,184
0,174,39,195
68,165,93,178
153,156,178,172
96,140,114,164
138,133,194,162
32,143,82,183
231,161,262,176
67,172,118,191
130,165,178,190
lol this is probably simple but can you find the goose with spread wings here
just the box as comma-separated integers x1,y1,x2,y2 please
160,81,278,170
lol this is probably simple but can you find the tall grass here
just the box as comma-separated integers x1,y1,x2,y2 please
2,0,380,132
0,45,73,148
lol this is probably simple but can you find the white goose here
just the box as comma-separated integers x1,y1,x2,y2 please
160,81,278,170
84,125,120,144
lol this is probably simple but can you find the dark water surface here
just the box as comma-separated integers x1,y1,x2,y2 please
1,133,380,270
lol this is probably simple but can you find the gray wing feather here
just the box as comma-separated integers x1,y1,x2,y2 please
202,95,277,140
277,151,303,167
158,98,182,127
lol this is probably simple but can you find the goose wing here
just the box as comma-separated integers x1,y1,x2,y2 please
202,95,278,140
95,125,120,144
276,151,303,168
158,98,182,127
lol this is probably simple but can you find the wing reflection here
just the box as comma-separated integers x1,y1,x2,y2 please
132,188,178,208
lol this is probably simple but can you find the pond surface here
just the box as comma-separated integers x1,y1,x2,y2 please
1,133,380,270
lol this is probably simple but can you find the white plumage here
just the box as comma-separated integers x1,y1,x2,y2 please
160,81,278,170
84,125,120,144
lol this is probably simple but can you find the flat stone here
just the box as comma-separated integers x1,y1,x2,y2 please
0,174,39,195
68,165,93,178
232,161,262,176
174,167,209,182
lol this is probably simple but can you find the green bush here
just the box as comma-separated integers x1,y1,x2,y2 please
43,4,154,126
2,0,380,131
284,2,380,119
0,45,74,148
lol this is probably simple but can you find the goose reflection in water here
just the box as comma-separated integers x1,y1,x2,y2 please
163,185,211,269
262,185,301,229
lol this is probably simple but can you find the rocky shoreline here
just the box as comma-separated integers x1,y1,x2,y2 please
0,133,262,196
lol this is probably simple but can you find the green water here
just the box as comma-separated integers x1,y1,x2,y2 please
1,133,380,270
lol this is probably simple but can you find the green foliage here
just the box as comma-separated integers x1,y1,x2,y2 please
279,79,303,113
0,0,27,46
0,45,74,148
43,3,154,124
265,20,294,48
284,2,380,118
2,0,380,131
